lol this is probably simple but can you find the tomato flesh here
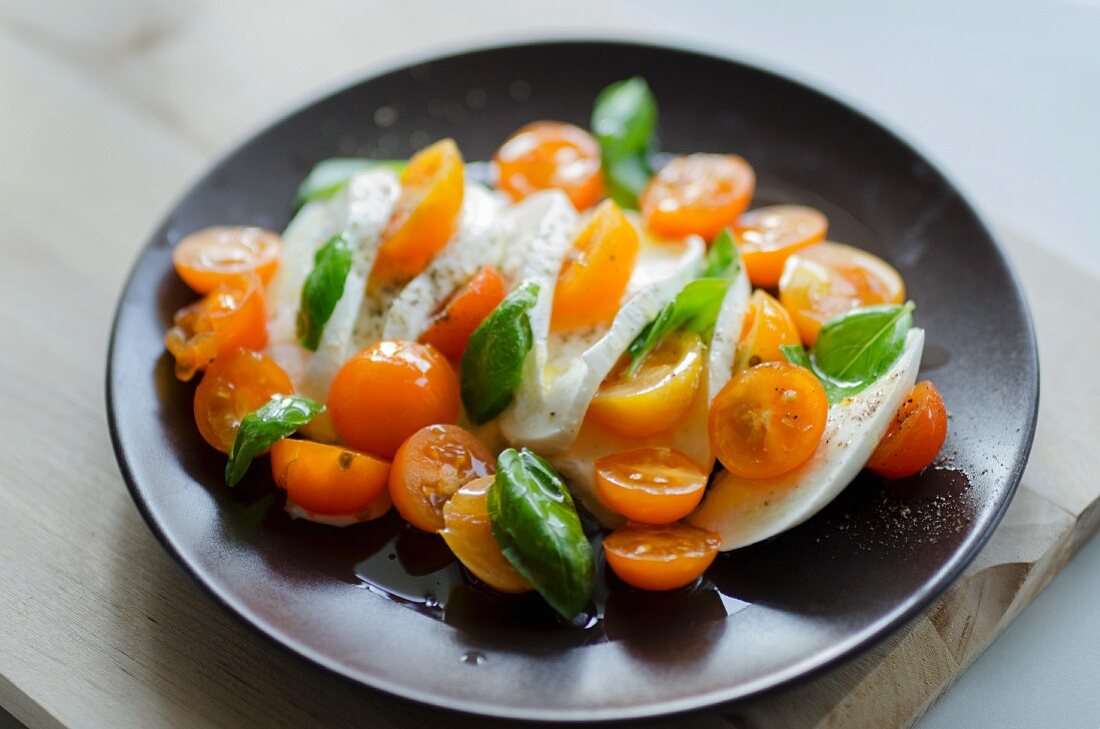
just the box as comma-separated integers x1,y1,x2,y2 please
495,121,603,210
389,424,495,533
867,381,948,478
193,350,293,453
734,205,827,287
640,154,755,240
595,448,708,524
779,241,905,345
419,265,506,360
588,331,704,438
172,226,281,294
372,138,465,285
735,289,801,372
164,274,267,381
604,523,720,591
551,199,639,332
440,476,534,593
328,341,460,459
271,438,390,515
709,361,828,479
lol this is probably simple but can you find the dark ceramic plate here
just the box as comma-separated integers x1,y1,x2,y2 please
107,40,1038,722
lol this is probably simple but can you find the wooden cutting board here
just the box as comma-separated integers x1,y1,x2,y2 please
0,4,1096,727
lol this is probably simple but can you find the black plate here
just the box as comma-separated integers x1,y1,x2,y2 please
107,39,1038,722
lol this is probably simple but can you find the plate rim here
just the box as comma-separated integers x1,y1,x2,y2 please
105,34,1040,722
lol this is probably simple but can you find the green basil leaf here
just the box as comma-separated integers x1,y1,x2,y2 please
487,448,595,620
781,302,915,405
460,281,539,424
602,152,652,209
295,158,405,207
592,77,658,209
225,396,324,487
702,228,738,279
813,302,914,382
297,235,354,352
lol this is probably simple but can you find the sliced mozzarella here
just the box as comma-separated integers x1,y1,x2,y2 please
284,496,391,527
297,169,400,403
689,328,925,550
382,184,506,342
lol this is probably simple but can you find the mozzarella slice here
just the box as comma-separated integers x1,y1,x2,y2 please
297,169,400,403
382,184,505,342
689,328,925,550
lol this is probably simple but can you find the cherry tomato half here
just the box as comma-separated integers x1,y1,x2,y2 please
440,476,534,593
551,199,639,332
588,330,704,438
193,350,293,453
709,361,828,479
372,138,465,286
270,438,390,515
641,154,755,240
595,448,709,524
165,274,267,381
867,381,948,478
734,289,801,373
419,265,506,360
779,241,905,345
494,121,604,210
389,424,495,533
328,341,460,459
172,226,281,294
734,205,827,287
604,523,720,591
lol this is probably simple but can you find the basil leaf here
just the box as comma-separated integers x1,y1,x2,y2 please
603,152,652,209
780,344,854,405
460,281,539,424
592,77,658,209
624,235,741,376
225,396,324,487
781,302,915,405
297,235,354,351
487,448,595,620
296,158,405,207
702,228,738,279
813,303,915,381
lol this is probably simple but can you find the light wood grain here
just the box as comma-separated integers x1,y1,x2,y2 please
0,4,1097,728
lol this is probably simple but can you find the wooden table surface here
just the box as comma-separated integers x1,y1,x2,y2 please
2,3,1097,728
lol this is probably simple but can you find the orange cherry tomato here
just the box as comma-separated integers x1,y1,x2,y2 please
270,438,390,515
867,381,948,479
604,523,720,591
389,424,495,533
494,121,604,210
734,205,827,287
735,289,801,372
551,199,639,332
595,448,708,525
419,265,506,360
779,241,905,345
709,361,828,479
172,226,282,294
640,154,755,240
440,476,533,593
192,350,293,453
164,274,267,381
328,341,460,459
372,138,465,286
588,331,704,438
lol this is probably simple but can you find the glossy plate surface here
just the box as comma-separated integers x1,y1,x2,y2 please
107,40,1038,722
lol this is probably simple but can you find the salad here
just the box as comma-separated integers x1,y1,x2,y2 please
163,77,948,621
